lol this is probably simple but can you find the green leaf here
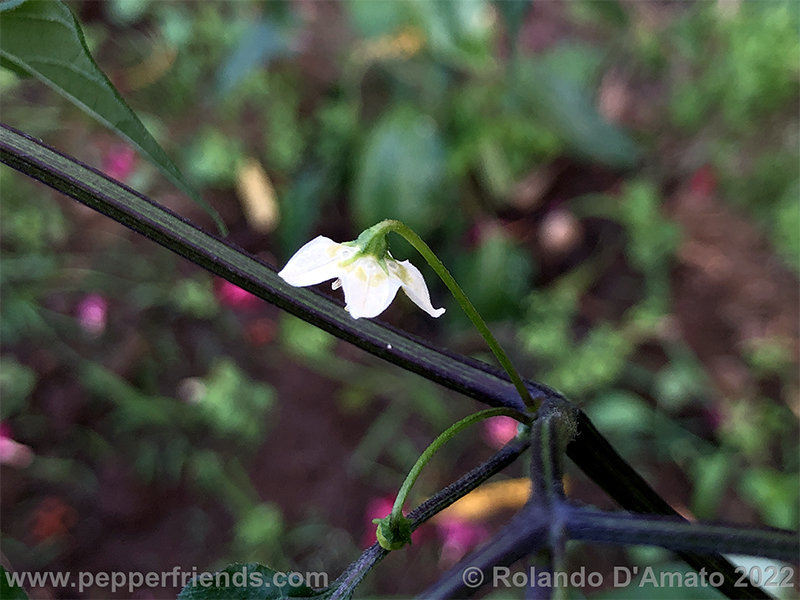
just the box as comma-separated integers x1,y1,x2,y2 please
452,227,533,323
537,42,606,93
587,391,653,436
0,356,36,418
105,0,151,26
280,314,336,362
353,105,445,236
411,0,494,70
234,504,285,556
278,168,326,256
177,563,323,600
345,0,406,37
196,359,275,444
0,566,29,600
739,469,800,529
570,0,629,28
216,19,292,99
512,55,639,168
691,452,733,519
0,0,225,233
493,0,530,44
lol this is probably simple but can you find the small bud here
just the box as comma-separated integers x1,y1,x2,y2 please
372,514,413,551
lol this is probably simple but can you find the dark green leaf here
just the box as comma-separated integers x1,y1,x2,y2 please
492,0,530,45
0,54,30,77
0,566,29,600
0,0,225,232
353,105,445,236
739,469,800,530
177,563,323,600
411,0,494,69
0,356,36,418
216,19,292,99
345,0,406,37
452,228,533,323
570,0,629,28
278,168,326,256
691,452,733,520
513,56,639,168
537,42,605,93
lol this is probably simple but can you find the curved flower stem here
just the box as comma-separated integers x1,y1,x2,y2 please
391,407,529,518
371,219,539,410
375,407,530,550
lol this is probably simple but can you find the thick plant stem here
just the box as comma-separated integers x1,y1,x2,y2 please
373,219,539,410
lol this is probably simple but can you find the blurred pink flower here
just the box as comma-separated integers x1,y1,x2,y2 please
689,164,717,199
0,424,34,468
76,294,108,336
482,416,519,449
102,144,137,182
215,279,260,310
436,515,489,567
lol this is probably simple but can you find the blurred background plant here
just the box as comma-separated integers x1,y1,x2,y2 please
1,0,797,597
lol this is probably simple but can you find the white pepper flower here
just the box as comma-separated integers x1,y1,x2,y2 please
278,236,445,320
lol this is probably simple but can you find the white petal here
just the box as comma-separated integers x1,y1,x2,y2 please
340,257,402,319
278,236,356,287
389,259,446,318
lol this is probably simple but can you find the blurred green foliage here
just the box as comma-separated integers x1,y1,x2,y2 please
0,357,36,419
521,181,679,397
1,0,797,595
0,158,285,573
353,105,445,236
670,2,799,130
669,1,800,272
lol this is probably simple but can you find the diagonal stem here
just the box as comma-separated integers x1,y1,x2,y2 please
0,122,553,413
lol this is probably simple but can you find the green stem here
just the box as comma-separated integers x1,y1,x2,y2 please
373,406,528,550
374,219,539,410
391,407,528,521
